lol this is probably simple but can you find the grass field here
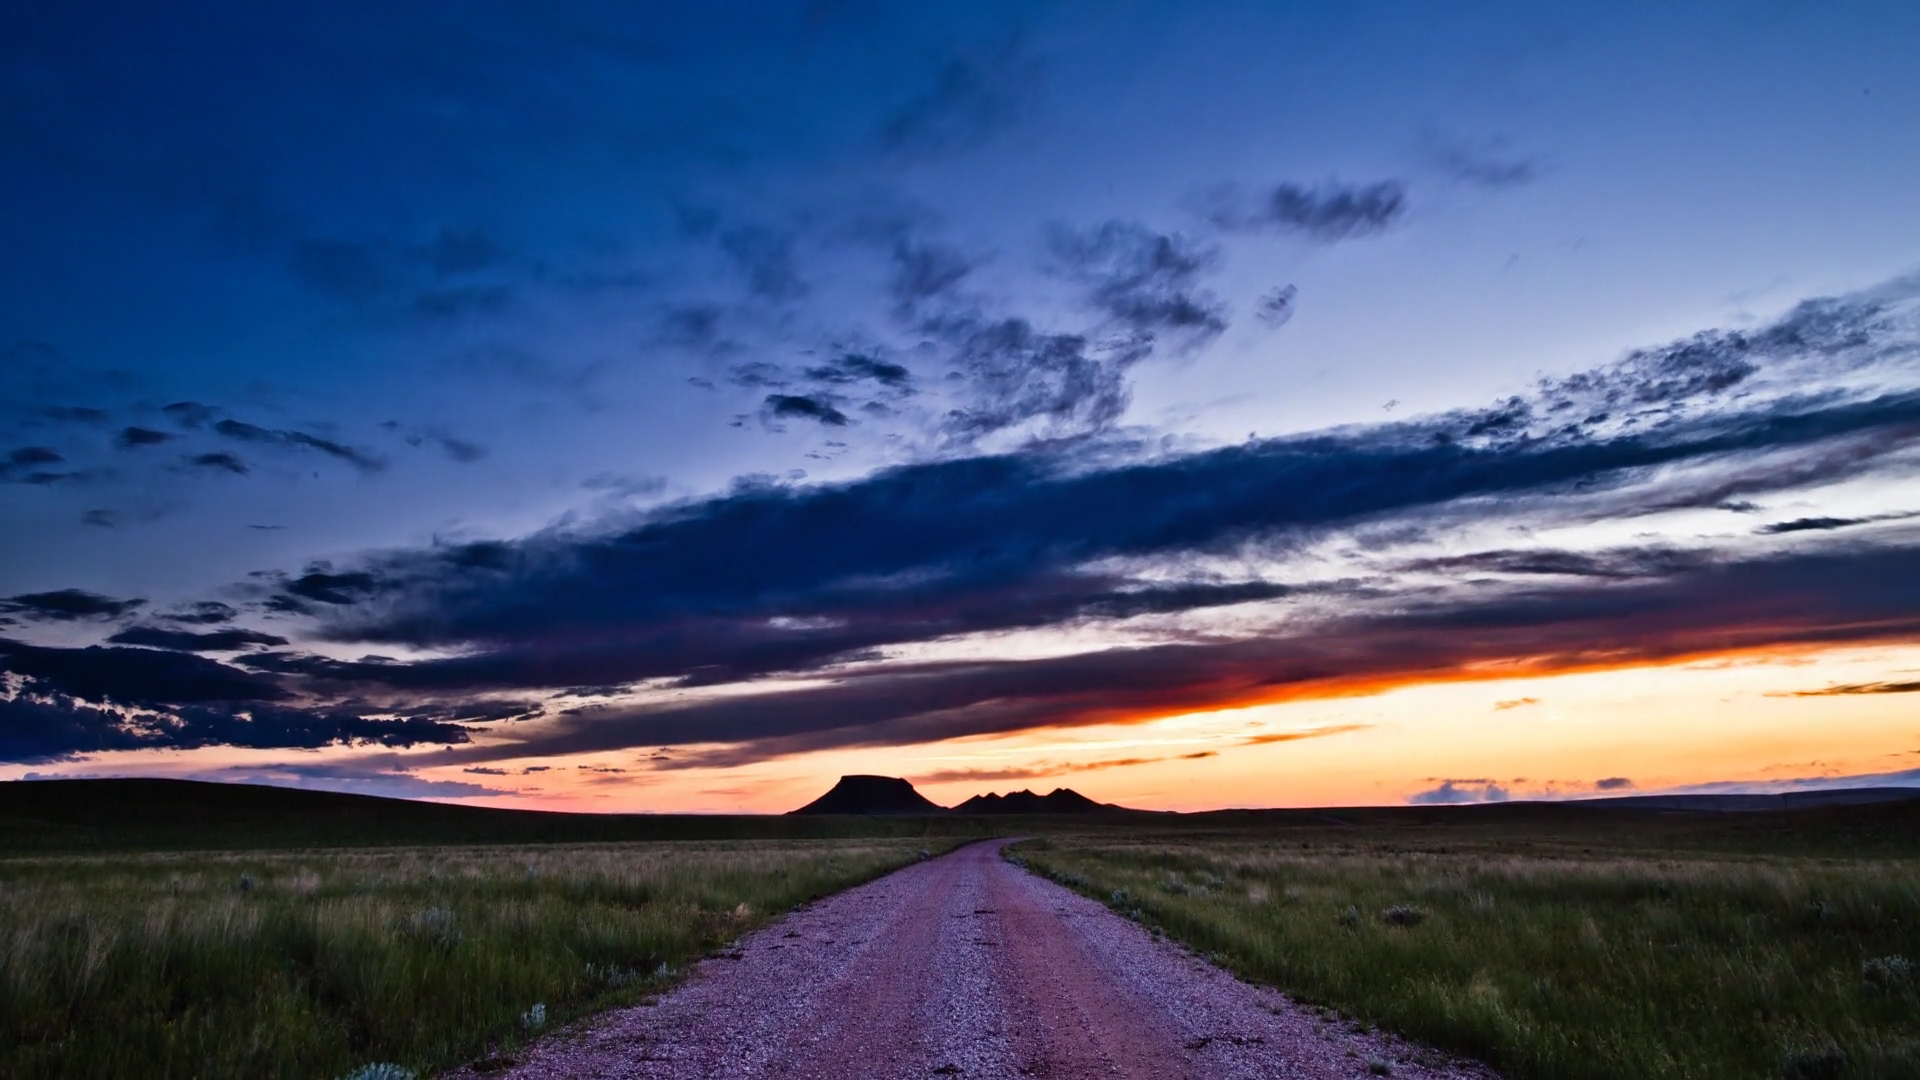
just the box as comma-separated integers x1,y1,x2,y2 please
0,837,964,1079
1010,805,1920,1080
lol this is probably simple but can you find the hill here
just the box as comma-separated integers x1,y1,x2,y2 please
951,787,1121,814
0,777,991,851
788,774,947,815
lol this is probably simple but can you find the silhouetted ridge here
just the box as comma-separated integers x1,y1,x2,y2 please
952,787,1118,814
789,775,945,815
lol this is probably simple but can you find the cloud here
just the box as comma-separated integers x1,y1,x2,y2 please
876,37,1040,156
1200,180,1407,240
1594,776,1635,790
1409,780,1512,805
164,601,239,625
717,225,808,301
1424,136,1538,189
0,689,472,764
1777,679,1920,697
1256,285,1298,328
200,762,507,800
3,589,145,621
212,418,383,472
1494,696,1540,710
1239,724,1371,746
116,426,174,449
106,626,290,652
803,354,913,390
1045,221,1228,346
16,276,1920,765
763,394,851,427
0,639,285,704
908,752,1194,786
187,451,248,475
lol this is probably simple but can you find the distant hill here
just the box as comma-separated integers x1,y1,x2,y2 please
788,775,946,815
951,787,1121,814
1573,787,1920,812
0,777,991,851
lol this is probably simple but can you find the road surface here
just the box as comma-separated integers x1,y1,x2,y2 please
456,840,1494,1079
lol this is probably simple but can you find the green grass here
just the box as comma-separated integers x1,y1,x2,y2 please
0,838,962,1079
1010,818,1920,1080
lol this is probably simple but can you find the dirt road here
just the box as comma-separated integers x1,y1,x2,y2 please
461,840,1494,1079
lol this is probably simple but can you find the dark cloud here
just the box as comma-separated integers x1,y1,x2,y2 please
11,447,64,466
187,451,249,475
803,354,913,390
80,509,118,528
107,626,290,652
935,317,1133,441
0,639,284,704
41,406,110,425
763,394,851,427
0,688,472,764
1201,180,1407,240
1594,776,1635,790
199,763,505,800
116,426,174,448
876,37,1040,156
199,286,1920,722
212,418,383,472
1780,679,1920,697
1239,724,1371,747
164,602,239,625
436,539,1920,767
162,401,220,428
1256,285,1298,328
1409,780,1511,805
1046,221,1228,346
2,589,145,622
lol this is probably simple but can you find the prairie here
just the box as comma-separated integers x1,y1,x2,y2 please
0,838,961,1078
1010,805,1920,1080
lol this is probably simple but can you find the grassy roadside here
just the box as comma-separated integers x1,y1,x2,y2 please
1009,825,1920,1080
1,838,963,1079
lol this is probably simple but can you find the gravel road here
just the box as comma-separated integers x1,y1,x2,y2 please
456,840,1496,1080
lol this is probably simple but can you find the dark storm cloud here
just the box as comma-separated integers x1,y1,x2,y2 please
1200,180,1408,240
2,589,145,621
1046,221,1228,345
876,37,1041,156
107,626,290,652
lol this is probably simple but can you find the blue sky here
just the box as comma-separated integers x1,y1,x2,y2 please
4,2,1919,809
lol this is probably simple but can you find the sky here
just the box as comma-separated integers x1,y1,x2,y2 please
4,0,1919,812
